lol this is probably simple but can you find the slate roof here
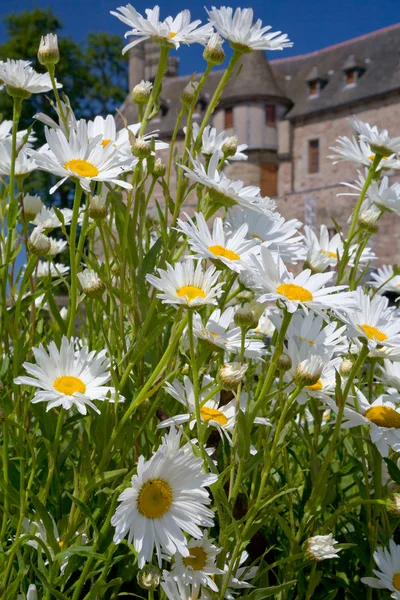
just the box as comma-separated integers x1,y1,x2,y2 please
270,23,400,120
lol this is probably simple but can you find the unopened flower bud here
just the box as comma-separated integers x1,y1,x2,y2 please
339,359,353,378
386,493,400,517
28,225,51,256
217,362,248,390
77,269,105,297
181,363,190,375
222,136,239,158
296,356,324,387
277,352,292,372
236,290,254,303
132,137,151,159
89,194,107,220
305,534,341,562
38,33,60,66
27,584,38,600
23,194,43,221
234,303,257,329
203,32,225,65
137,565,161,590
180,81,199,106
357,206,380,233
152,158,166,178
131,80,152,105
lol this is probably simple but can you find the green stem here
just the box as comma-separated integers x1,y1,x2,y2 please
48,66,69,135
67,183,83,338
139,46,170,136
187,309,206,463
41,408,64,505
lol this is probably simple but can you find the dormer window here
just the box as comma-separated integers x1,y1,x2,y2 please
306,65,327,98
265,104,276,126
342,54,365,87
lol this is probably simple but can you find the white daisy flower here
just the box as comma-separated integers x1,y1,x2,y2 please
77,268,105,296
0,59,61,97
284,311,348,358
48,237,67,256
219,551,258,599
34,95,78,136
247,246,352,315
306,534,341,561
27,120,134,194
337,288,400,353
328,136,399,169
206,6,292,52
15,336,123,415
324,388,400,457
111,427,217,568
182,151,276,216
0,120,36,147
227,208,305,265
160,572,195,600
33,206,72,230
379,360,400,393
169,533,224,594
369,265,400,295
366,176,400,214
146,259,224,307
177,212,259,273
303,224,342,272
36,261,69,278
187,123,248,162
349,116,400,157
192,307,266,360
0,142,37,176
111,5,213,54
361,539,400,598
253,307,276,337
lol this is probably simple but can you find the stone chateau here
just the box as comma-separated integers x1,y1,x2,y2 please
120,24,400,265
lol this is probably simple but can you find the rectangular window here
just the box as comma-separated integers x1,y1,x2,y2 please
346,70,355,85
308,139,319,173
308,81,318,96
265,104,276,126
260,163,278,197
224,107,233,129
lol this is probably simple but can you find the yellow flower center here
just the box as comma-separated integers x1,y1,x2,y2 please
53,375,86,395
183,547,207,570
307,379,323,391
321,250,337,259
208,244,240,261
176,285,206,303
393,573,400,591
101,139,112,148
58,540,64,548
169,31,177,38
64,159,99,178
369,154,388,161
359,324,388,342
137,479,172,519
365,406,400,428
200,406,228,426
276,283,313,302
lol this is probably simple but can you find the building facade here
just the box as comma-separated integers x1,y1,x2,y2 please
120,24,400,264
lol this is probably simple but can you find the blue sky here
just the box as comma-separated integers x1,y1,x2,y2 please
0,0,399,74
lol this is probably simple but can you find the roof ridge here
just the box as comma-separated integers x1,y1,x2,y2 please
270,22,400,64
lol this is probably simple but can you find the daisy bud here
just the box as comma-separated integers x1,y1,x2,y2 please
234,303,258,329
137,565,161,590
0,408,5,424
305,534,341,562
358,206,380,233
152,158,166,178
236,290,254,303
131,80,153,105
203,32,225,65
27,584,38,600
180,81,199,106
181,363,190,375
295,356,324,387
131,137,151,159
38,33,60,67
339,358,354,378
89,194,107,220
222,136,239,158
23,194,43,221
386,492,400,517
277,352,292,372
217,362,248,390
28,225,51,257
77,269,105,297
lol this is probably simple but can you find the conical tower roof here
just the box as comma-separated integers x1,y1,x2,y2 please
220,50,290,106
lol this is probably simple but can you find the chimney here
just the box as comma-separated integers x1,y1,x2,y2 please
128,40,179,91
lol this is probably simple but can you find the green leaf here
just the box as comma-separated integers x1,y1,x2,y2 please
384,457,400,485
246,580,297,598
85,468,128,494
